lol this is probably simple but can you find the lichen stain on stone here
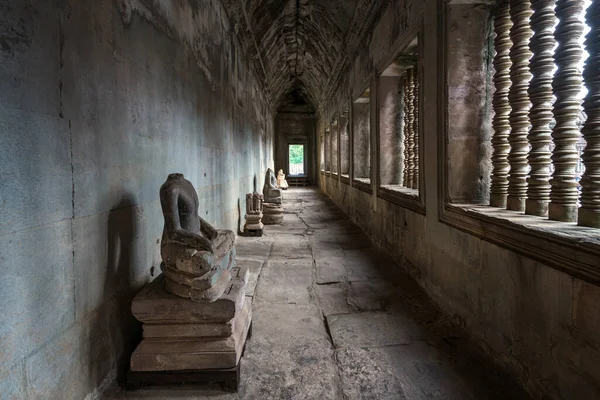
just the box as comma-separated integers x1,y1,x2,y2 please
0,4,32,55
115,0,235,88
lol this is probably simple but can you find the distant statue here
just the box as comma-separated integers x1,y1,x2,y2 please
263,168,282,204
159,173,236,301
277,169,289,190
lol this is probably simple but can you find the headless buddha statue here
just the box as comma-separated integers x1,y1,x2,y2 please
159,173,235,301
277,169,289,190
263,168,282,204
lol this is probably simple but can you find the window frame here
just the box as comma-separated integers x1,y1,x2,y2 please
438,0,600,285
352,80,374,194
375,18,425,215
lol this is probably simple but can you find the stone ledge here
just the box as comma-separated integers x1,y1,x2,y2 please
352,178,373,194
442,204,600,285
378,185,425,215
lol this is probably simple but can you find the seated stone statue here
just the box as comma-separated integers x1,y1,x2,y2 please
263,168,282,204
277,169,289,190
160,173,236,301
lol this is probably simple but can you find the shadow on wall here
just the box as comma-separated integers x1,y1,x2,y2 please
86,195,147,391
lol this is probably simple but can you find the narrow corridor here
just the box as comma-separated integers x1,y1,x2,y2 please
105,187,529,399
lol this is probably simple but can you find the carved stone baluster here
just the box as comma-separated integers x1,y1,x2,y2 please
507,0,533,211
525,0,556,216
549,0,586,222
490,0,513,208
403,76,410,187
578,1,600,227
413,66,419,190
406,68,416,189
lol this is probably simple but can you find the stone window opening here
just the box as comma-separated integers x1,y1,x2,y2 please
325,127,331,174
378,37,420,197
353,87,371,188
487,0,598,227
331,116,339,176
340,107,351,182
320,131,325,172
441,0,600,283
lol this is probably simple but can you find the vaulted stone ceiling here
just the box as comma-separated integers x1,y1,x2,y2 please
222,0,384,110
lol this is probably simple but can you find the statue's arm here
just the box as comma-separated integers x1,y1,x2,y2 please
198,215,218,240
162,191,215,253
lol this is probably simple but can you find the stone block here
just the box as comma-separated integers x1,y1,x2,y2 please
249,304,329,348
131,272,246,324
131,298,252,371
347,279,400,311
326,312,424,348
315,258,347,284
0,106,71,234
254,260,312,304
269,234,312,259
241,338,340,399
239,258,264,297
0,221,74,377
235,237,273,261
315,283,355,317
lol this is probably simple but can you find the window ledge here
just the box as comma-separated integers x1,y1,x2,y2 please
378,185,425,215
353,178,373,194
340,174,350,184
442,204,600,285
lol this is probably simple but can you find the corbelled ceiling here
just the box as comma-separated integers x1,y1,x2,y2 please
222,0,384,110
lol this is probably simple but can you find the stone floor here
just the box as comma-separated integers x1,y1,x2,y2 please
103,187,530,400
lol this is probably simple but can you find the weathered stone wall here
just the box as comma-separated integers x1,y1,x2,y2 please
352,102,371,179
0,0,273,397
319,0,600,399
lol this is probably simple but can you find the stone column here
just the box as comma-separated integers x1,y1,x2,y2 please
490,0,513,208
578,0,600,227
525,0,556,216
413,66,420,190
506,0,533,212
549,0,586,222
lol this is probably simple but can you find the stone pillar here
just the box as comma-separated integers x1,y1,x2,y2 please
525,0,556,217
549,0,586,222
490,0,513,208
578,1,600,227
506,0,533,212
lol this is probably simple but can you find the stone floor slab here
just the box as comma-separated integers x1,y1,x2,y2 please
315,283,355,317
326,311,425,348
253,261,312,304
316,258,346,284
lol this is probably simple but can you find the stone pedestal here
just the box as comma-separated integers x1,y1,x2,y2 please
244,192,264,236
262,202,284,224
130,266,252,373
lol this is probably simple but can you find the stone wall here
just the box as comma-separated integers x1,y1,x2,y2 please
0,0,273,398
318,0,600,399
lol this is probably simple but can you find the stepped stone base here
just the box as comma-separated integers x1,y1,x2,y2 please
263,203,284,224
130,266,252,373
